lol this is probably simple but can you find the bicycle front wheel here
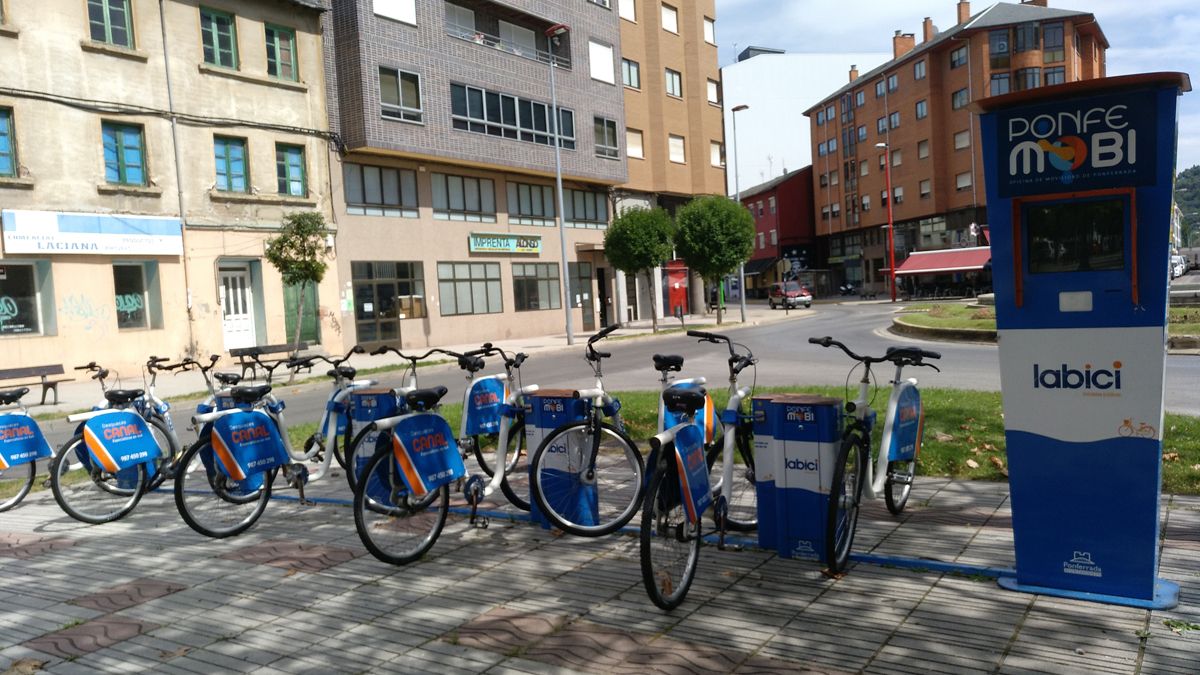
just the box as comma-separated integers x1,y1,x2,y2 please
884,459,915,515
494,420,530,511
143,416,182,493
0,461,36,512
174,440,273,538
529,420,643,537
705,432,757,532
472,429,523,477
50,436,146,524
640,463,701,611
353,448,448,565
825,431,868,575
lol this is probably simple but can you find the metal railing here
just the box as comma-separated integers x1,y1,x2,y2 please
446,24,571,69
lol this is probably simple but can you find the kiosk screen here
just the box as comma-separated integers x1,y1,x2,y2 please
1026,199,1125,274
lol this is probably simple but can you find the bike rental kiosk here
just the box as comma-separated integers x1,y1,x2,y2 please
975,73,1189,609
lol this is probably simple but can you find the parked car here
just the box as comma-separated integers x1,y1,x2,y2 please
767,281,813,309
1171,255,1186,280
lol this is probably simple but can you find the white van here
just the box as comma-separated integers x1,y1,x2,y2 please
1171,255,1186,279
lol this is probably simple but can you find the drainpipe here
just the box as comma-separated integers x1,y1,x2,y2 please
158,0,197,355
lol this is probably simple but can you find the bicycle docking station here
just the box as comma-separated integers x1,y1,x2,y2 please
752,394,842,562
976,73,1190,609
524,389,593,530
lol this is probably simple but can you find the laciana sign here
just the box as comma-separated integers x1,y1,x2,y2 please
469,232,541,254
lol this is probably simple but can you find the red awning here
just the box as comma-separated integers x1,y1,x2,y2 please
895,246,991,276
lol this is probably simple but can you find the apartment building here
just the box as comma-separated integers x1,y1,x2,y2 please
737,167,818,297
324,0,626,348
0,0,337,373
805,0,1107,293
614,0,725,320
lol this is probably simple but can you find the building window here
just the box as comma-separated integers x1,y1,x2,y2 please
855,91,865,107
887,74,898,92
665,68,682,97
618,0,636,22
879,153,886,169
353,261,426,342
819,172,828,187
920,179,931,198
564,189,608,229
513,263,561,311
661,3,678,33
710,141,724,167
817,141,826,157
438,262,501,316
344,163,419,217
951,88,969,110
380,67,423,122
0,108,15,177
816,110,825,126
375,0,416,24
880,189,887,206
200,6,238,69
626,129,644,158
860,161,869,177
757,232,764,249
956,171,972,191
950,45,967,69
668,134,685,163
991,72,1010,96
1045,66,1066,86
914,59,926,80
893,186,904,204
989,29,1010,69
821,206,829,220
275,144,306,196
918,139,929,159
769,196,776,214
588,40,615,84
213,136,247,193
825,104,834,121
507,182,556,226
621,58,640,88
594,117,619,158
706,79,721,105
861,195,870,212
889,112,900,129
954,130,971,150
588,0,612,8
915,99,927,119
265,25,297,81
1043,22,1064,63
1014,22,1039,53
875,80,885,98
102,122,145,186
432,173,496,222
877,117,886,134
891,149,902,166
831,203,840,218
450,83,575,150
1016,67,1041,91
88,0,134,48
445,3,475,35
828,137,837,152
0,263,42,335
857,125,867,142
113,262,161,331
829,170,839,186
703,17,716,44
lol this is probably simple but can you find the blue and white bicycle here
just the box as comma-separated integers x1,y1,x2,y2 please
0,388,55,513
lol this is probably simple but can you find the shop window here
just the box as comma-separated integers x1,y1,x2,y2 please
513,263,561,311
432,173,496,222
352,261,426,342
438,262,501,316
113,262,162,330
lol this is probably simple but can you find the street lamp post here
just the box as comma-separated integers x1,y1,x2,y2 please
732,104,749,322
546,23,574,344
875,141,897,302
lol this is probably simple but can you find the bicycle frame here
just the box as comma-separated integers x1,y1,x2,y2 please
847,360,922,500
475,382,539,502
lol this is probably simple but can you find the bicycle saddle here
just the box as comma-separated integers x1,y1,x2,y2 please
105,389,145,405
406,386,448,412
652,354,685,372
230,384,273,404
327,366,357,380
214,372,242,386
458,355,485,373
662,387,707,415
0,387,30,405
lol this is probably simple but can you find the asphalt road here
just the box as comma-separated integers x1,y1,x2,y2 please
34,302,1200,449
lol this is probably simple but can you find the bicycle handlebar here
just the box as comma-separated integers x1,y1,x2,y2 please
809,336,942,367
689,330,755,377
588,324,619,343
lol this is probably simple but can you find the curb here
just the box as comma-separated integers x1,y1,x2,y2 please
891,315,997,343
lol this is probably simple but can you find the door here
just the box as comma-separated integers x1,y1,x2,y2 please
624,273,639,322
596,268,610,327
570,262,595,332
284,282,320,344
219,266,256,349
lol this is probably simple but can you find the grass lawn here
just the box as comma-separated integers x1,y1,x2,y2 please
900,303,1200,337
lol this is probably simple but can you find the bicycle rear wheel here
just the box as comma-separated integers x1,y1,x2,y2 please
884,459,915,515
472,430,522,477
0,461,36,512
640,462,701,611
529,419,644,537
705,431,757,532
174,440,272,538
492,420,529,511
143,416,181,492
825,431,868,575
353,448,448,565
50,436,147,524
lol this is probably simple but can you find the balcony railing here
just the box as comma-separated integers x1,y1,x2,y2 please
446,24,571,69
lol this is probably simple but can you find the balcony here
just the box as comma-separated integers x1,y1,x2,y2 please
444,1,571,69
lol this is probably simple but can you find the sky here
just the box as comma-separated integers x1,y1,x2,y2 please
714,0,1200,174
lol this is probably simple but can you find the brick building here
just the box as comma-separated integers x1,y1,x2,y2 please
805,0,1108,295
738,167,818,297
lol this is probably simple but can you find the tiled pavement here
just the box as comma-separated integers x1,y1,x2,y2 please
1,473,1197,674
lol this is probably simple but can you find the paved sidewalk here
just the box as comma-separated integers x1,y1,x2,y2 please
1,471,1195,674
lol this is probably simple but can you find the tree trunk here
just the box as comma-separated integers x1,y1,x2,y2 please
287,282,307,384
646,269,659,333
712,279,724,325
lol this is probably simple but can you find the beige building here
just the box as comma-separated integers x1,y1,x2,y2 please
0,0,339,376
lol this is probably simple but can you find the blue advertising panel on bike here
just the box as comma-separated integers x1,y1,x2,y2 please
672,424,711,525
464,377,507,435
0,415,52,469
883,383,923,462
82,411,162,472
390,414,465,497
211,411,289,479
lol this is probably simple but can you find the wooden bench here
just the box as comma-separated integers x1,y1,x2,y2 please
228,342,309,381
0,364,71,405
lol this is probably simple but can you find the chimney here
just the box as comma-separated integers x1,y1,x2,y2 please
1021,0,1049,6
923,17,936,43
849,64,859,82
892,31,916,59
957,1,971,25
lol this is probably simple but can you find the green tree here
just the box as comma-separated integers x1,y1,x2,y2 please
674,195,754,325
264,212,330,352
604,207,675,332
1176,165,1200,246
